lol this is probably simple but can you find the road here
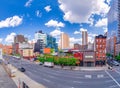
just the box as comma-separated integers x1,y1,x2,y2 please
4,55,120,88
0,63,17,88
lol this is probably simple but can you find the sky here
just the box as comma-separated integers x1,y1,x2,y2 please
0,0,112,47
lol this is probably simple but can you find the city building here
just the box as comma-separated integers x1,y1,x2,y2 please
0,44,12,55
82,30,88,50
34,30,58,53
115,42,120,55
13,35,28,54
74,43,80,50
19,42,34,59
34,39,45,53
95,35,106,66
60,33,69,49
88,42,94,50
107,0,120,56
14,35,27,43
83,50,95,67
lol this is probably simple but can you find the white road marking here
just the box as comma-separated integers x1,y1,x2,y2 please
73,81,82,83
43,78,50,82
114,69,120,76
105,80,114,83
97,74,104,78
109,85,118,88
85,75,92,79
105,70,120,87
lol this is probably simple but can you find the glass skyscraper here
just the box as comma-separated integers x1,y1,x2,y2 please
107,0,120,56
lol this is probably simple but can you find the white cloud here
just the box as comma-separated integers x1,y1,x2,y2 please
0,38,3,43
69,37,82,48
80,28,87,31
58,0,110,24
74,31,81,34
45,19,65,28
36,10,42,17
44,5,52,12
25,0,33,7
50,29,62,37
5,33,16,43
28,39,36,44
70,37,82,43
95,18,107,27
0,16,23,28
74,28,87,35
103,27,108,33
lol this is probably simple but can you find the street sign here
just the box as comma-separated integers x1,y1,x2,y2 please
0,48,3,60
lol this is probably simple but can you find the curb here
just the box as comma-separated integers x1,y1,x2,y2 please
10,65,46,88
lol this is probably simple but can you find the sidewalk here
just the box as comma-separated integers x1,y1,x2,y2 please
54,65,108,71
10,65,46,88
0,64,17,88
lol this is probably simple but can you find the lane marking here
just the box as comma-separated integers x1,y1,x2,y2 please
114,69,120,76
97,74,104,78
105,70,120,87
43,78,50,82
73,81,82,83
109,85,118,88
85,75,92,79
105,80,114,83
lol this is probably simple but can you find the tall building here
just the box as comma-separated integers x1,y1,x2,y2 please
60,33,69,49
82,31,88,45
107,0,120,56
14,35,27,43
81,30,88,50
34,30,58,53
95,35,106,66
74,43,80,50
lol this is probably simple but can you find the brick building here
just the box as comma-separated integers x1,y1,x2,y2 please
95,35,106,66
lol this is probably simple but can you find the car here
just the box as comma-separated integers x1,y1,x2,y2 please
39,62,43,65
112,60,119,66
43,62,54,68
18,67,26,72
107,59,119,66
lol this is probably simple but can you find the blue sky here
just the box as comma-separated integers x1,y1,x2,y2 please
0,0,112,47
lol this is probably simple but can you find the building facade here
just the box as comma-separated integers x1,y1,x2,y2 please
82,31,88,45
34,30,58,53
95,35,106,66
107,0,120,56
74,43,80,50
60,33,69,49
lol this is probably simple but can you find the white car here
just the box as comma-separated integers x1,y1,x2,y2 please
43,62,54,68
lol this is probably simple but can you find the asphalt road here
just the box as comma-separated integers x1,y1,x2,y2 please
0,64,17,88
3,55,120,88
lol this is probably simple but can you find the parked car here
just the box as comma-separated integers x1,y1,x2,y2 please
112,60,119,66
43,62,54,68
18,67,26,72
107,59,119,66
39,62,43,65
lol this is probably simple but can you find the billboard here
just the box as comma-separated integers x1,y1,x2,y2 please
0,48,3,60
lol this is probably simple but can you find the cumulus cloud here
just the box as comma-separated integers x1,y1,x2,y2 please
25,0,33,7
5,33,16,43
50,29,62,37
44,5,52,12
74,31,81,34
74,28,87,35
0,38,3,43
80,28,87,31
45,19,65,28
0,16,23,28
69,37,82,48
95,18,107,27
58,0,110,24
